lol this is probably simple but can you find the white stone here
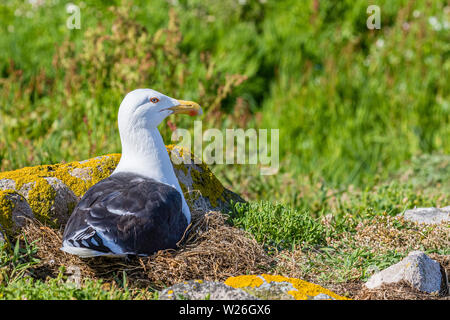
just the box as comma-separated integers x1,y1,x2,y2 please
402,207,450,224
159,280,257,300
365,251,445,294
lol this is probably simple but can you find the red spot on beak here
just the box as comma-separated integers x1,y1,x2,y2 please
189,110,198,116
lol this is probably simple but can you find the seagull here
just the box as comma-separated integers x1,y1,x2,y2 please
61,89,202,258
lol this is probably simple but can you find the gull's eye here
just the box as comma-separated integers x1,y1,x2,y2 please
149,97,160,103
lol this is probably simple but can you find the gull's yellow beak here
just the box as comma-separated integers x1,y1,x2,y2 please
169,100,202,116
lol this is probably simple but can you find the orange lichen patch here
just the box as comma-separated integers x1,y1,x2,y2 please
225,274,350,300
225,274,264,288
262,274,349,300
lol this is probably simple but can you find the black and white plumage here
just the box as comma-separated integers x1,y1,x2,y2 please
61,89,202,257
62,173,187,257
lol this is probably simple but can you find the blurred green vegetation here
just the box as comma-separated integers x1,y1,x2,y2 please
0,0,448,198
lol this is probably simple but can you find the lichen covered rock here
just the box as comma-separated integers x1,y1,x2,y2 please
0,154,120,227
0,189,34,236
167,145,244,212
0,146,242,235
0,189,33,234
159,280,257,300
224,274,349,300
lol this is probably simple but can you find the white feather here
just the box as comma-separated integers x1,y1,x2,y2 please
112,89,192,223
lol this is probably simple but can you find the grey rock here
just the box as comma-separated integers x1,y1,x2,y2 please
8,192,34,228
159,280,258,300
65,265,82,288
0,225,5,244
167,147,245,213
0,178,16,191
0,191,34,232
232,275,340,300
241,278,296,300
311,293,336,300
1,177,80,228
402,207,450,225
44,177,79,225
0,191,33,238
365,251,446,294
69,167,92,181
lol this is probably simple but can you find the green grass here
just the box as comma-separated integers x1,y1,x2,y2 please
228,201,327,250
0,237,40,284
1,272,156,300
0,238,155,300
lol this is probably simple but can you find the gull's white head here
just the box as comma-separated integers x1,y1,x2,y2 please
118,88,202,131
114,89,202,224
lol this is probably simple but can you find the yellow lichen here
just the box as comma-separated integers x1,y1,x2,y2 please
166,145,189,177
190,162,224,208
0,154,121,226
166,145,225,208
0,190,16,234
26,178,57,226
224,275,264,288
224,274,349,300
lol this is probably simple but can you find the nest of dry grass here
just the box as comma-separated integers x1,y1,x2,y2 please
22,210,273,289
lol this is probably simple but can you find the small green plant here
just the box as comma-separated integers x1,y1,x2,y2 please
228,201,326,250
0,235,40,285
